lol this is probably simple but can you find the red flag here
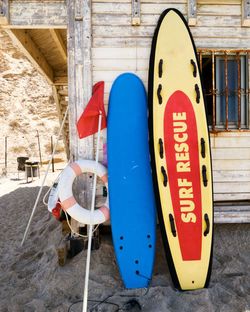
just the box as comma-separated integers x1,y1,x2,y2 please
77,81,107,139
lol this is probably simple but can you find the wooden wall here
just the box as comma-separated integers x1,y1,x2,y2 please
211,132,250,201
92,0,250,202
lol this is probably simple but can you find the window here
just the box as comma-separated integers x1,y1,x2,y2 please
198,50,249,131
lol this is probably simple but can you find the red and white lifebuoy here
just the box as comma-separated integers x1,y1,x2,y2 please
58,160,109,224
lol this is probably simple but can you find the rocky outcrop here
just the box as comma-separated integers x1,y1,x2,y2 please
0,30,65,175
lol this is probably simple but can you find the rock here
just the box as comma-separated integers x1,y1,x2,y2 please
0,30,66,175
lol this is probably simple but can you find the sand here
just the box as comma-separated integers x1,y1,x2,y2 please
0,176,249,312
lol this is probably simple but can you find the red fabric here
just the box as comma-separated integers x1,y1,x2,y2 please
77,81,107,139
52,202,62,220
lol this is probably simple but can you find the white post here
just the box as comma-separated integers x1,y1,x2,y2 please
82,112,103,312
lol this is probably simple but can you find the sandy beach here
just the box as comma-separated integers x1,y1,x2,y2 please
0,175,249,312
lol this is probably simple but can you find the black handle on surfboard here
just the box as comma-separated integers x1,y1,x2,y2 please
190,59,197,77
204,213,210,236
157,84,163,104
161,166,168,187
195,84,200,104
158,59,163,78
202,165,208,187
201,138,205,158
159,138,164,159
169,214,177,237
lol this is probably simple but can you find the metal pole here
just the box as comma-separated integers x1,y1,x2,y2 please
225,52,229,130
36,130,42,166
82,112,102,312
237,53,241,129
212,51,215,131
51,136,55,173
4,137,7,176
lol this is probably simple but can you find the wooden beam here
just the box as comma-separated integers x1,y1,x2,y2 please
5,29,54,84
67,0,93,161
49,29,67,62
54,75,68,86
187,0,197,26
214,204,250,223
0,0,9,25
131,0,140,26
67,0,93,232
1,1,66,28
242,0,250,27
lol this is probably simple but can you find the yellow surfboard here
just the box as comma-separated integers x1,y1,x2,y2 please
148,9,213,290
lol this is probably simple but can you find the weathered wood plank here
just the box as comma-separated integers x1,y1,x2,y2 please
67,0,93,160
5,0,67,28
49,29,67,62
92,47,150,59
214,204,250,223
1,0,245,32
53,75,68,85
213,170,250,182
0,0,9,25
199,0,240,4
93,35,250,49
92,25,154,37
198,3,241,16
92,13,131,26
196,15,242,27
213,159,250,171
212,147,250,160
214,181,250,193
131,0,140,26
92,2,131,14
5,29,54,84
214,136,250,148
188,0,197,26
93,0,185,2
191,26,250,38
215,192,250,201
242,0,250,26
93,58,148,71
67,0,93,231
93,25,250,39
92,13,242,27
92,2,185,15
93,70,147,83
66,0,77,159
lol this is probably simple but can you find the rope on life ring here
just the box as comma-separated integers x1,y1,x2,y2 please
58,159,109,225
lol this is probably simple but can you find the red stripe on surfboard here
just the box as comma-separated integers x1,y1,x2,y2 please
164,90,202,261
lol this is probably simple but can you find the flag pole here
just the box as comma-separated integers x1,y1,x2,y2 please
82,111,103,312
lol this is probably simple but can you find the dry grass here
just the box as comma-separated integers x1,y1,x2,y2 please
10,145,27,154
55,144,65,154
29,142,37,151
53,126,60,135
44,142,52,154
44,141,65,154
9,120,21,130
42,157,64,165
0,106,9,117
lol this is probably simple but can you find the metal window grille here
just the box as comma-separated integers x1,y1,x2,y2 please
197,49,250,131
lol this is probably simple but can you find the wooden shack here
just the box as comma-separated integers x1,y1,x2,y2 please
1,0,250,223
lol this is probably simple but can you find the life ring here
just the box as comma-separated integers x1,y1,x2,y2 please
58,159,109,224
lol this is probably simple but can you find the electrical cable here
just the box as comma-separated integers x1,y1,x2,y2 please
68,287,150,312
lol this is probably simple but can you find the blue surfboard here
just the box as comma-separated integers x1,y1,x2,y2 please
107,73,156,289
